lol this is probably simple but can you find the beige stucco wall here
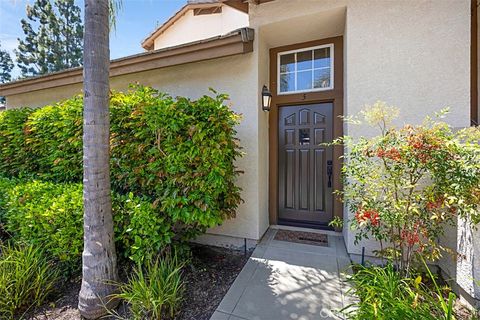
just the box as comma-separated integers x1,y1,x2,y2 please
153,5,248,50
8,83,82,108
439,221,480,306
256,25,270,241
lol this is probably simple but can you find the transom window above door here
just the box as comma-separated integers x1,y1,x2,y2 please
277,44,333,94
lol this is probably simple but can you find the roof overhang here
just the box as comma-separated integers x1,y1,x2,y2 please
0,28,254,97
141,0,249,51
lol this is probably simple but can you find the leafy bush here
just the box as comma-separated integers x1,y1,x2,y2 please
343,263,455,320
338,102,480,274
0,108,34,177
3,179,84,271
109,254,185,320
0,85,242,242
25,97,83,181
0,244,59,319
113,192,173,264
0,177,16,229
109,86,242,232
0,177,174,267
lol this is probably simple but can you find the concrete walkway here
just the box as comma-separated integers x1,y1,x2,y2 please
210,227,353,320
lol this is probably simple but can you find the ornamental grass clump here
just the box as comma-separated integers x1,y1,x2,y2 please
0,244,59,319
337,102,480,275
108,254,185,320
343,262,456,320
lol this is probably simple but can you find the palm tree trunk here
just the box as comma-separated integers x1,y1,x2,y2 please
78,0,118,318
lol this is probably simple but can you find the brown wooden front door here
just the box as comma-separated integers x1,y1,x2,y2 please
278,103,334,225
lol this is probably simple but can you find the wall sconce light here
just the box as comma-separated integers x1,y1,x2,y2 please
262,85,272,112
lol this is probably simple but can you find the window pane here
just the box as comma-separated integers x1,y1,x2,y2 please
314,48,330,69
278,45,333,94
314,69,331,88
280,53,295,73
297,50,312,71
280,73,295,93
297,70,312,91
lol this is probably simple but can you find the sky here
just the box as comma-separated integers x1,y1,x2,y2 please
0,0,188,78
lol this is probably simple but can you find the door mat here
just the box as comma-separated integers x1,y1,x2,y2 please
274,230,329,247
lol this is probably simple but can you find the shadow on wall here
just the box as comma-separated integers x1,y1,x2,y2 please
440,219,480,305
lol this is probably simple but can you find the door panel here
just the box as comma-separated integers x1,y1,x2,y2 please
285,149,295,209
299,148,309,210
314,149,325,212
278,103,333,224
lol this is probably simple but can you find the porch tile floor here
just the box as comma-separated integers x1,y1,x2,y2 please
211,227,353,320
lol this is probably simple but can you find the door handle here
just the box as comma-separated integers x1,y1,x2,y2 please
327,160,333,188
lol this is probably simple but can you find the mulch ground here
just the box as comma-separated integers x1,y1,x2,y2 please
175,245,250,320
26,244,250,320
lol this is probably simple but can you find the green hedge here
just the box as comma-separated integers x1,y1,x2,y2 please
0,177,173,267
25,97,83,181
0,178,16,231
0,108,34,177
3,179,83,266
113,192,174,264
0,85,242,241
109,87,242,230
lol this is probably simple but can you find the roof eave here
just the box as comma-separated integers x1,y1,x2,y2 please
0,28,255,97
